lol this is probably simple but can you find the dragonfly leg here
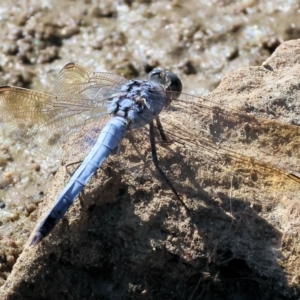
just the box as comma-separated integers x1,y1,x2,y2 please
65,161,82,176
149,122,189,211
155,116,168,143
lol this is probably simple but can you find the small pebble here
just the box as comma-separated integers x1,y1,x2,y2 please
26,203,37,215
4,173,13,184
6,255,15,267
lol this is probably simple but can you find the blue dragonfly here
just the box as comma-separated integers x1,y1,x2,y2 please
0,62,300,246
0,63,183,245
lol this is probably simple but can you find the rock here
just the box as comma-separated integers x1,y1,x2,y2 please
1,39,300,299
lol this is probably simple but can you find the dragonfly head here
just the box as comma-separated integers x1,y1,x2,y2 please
147,68,182,103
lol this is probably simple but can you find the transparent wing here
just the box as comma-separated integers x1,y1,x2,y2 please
54,62,128,103
157,92,300,194
0,86,113,162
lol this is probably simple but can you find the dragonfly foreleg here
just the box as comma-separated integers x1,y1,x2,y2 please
149,122,189,211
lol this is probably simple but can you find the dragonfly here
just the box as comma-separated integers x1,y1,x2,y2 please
0,62,300,246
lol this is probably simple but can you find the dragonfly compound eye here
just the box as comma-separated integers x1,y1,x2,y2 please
147,69,182,100
165,71,182,99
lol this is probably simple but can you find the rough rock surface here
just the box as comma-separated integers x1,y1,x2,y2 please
0,39,300,300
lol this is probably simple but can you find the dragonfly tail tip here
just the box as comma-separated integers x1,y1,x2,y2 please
29,232,44,246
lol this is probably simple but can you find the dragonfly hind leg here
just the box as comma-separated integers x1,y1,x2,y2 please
149,122,189,211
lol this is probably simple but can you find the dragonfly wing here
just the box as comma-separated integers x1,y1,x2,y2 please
0,86,110,161
158,92,300,195
54,62,128,103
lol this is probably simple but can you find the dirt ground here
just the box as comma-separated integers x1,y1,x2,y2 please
0,1,300,299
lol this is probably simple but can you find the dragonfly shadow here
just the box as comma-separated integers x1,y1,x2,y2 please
120,138,297,298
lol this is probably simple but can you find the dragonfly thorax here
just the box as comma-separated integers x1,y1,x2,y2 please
108,79,168,129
